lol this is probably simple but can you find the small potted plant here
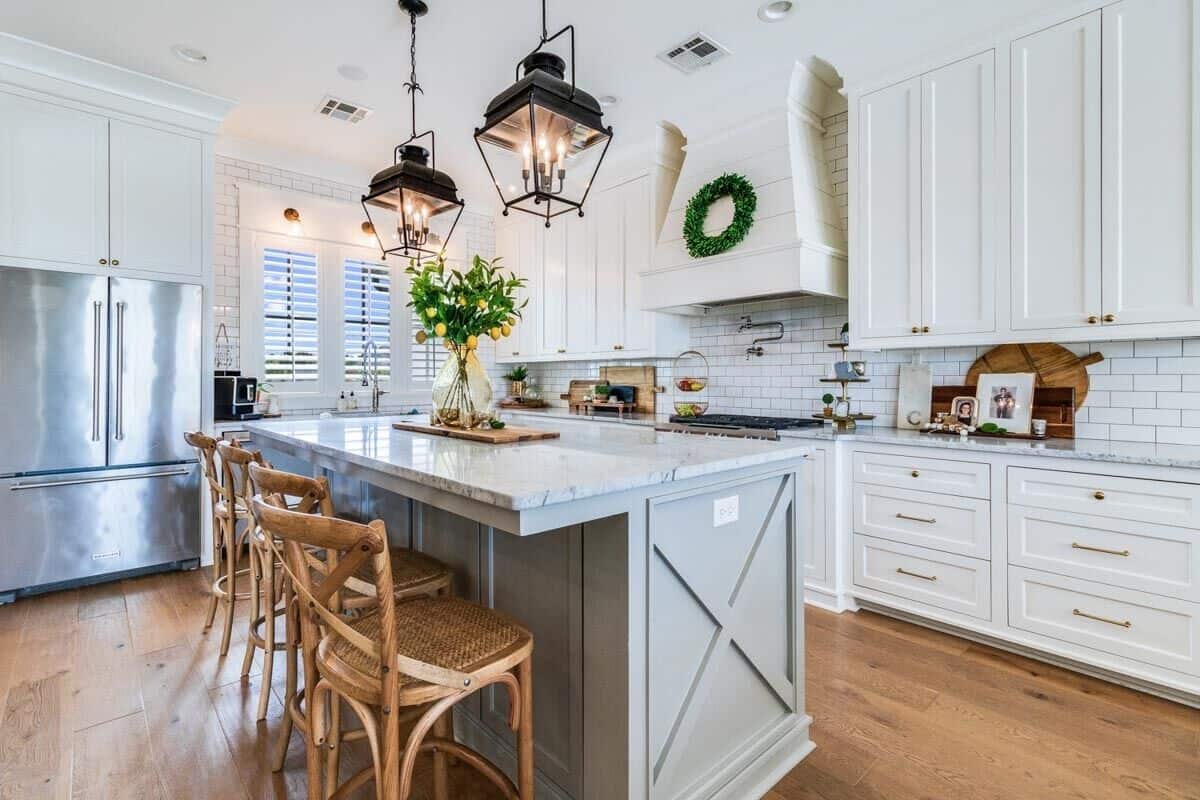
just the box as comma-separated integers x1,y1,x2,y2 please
822,393,836,418
594,381,612,401
504,365,528,400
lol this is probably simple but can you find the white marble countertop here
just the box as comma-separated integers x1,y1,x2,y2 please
246,414,812,511
502,408,1200,470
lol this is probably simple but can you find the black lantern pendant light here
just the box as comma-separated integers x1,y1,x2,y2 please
362,0,465,260
474,0,613,227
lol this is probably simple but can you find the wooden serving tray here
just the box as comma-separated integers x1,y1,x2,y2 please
392,420,560,444
921,428,1048,442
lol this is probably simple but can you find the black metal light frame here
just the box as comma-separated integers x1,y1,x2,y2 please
362,0,465,260
474,0,613,227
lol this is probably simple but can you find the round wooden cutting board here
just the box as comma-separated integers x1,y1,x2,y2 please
964,343,1103,409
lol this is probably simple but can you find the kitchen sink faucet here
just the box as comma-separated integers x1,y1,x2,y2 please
361,340,388,413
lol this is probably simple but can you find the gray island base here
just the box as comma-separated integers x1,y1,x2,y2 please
248,415,814,800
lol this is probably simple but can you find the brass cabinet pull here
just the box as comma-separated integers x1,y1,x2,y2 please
1103,313,1116,322
512,351,520,356
910,470,920,478
99,258,108,265
1071,542,1130,557
911,326,920,334
111,258,120,266
896,513,936,524
896,567,937,582
1087,315,1099,324
557,348,566,353
1073,608,1131,628
613,344,624,350
922,325,930,333
1093,491,1105,500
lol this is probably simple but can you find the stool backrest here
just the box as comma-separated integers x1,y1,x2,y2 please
183,431,222,506
216,439,265,511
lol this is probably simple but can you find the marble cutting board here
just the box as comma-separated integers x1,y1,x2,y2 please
897,363,933,429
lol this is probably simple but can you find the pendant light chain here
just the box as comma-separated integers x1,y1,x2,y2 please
540,0,549,42
404,9,423,140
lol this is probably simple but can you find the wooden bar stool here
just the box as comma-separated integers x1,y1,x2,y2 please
247,463,454,779
251,480,534,800
185,432,254,657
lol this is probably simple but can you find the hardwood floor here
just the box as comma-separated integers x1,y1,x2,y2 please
0,570,1195,799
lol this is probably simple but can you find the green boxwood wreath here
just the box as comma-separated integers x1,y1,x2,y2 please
683,173,757,259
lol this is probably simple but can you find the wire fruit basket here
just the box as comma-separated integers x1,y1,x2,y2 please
672,350,710,418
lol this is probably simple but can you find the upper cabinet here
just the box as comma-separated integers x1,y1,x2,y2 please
853,53,996,341
0,92,205,281
494,174,688,364
1010,13,1102,331
0,92,109,269
851,0,1200,348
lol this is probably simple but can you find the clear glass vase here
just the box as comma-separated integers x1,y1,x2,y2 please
431,344,493,428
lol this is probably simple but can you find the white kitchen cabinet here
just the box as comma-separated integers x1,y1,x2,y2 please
1010,13,1102,331
922,52,996,336
1101,0,1200,327
855,78,922,339
591,184,625,354
621,176,654,354
494,221,537,361
0,91,108,269
540,220,568,355
110,120,203,277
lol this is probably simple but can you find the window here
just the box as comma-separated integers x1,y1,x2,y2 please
343,258,391,384
410,308,448,381
262,247,319,383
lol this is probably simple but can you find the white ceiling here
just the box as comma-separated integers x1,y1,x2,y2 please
1,0,1073,206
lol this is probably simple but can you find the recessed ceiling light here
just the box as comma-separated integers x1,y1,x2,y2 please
599,95,619,108
757,1,794,22
171,44,208,64
337,64,368,81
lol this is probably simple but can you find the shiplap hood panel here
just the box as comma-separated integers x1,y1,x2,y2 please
645,61,847,311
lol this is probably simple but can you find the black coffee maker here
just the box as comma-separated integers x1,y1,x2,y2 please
214,371,262,421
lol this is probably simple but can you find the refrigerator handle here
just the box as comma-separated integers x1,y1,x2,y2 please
91,301,102,442
114,300,126,441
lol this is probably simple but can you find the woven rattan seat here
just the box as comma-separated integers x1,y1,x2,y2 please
366,549,452,594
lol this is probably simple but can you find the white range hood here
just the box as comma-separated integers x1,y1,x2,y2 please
644,61,848,312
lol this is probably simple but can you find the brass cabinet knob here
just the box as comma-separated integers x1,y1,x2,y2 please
1087,316,1099,324
911,470,920,478
111,258,120,266
557,348,566,354
512,351,520,356
614,344,624,350
99,258,108,265
1103,313,1115,323
911,326,920,334
922,326,930,333
1093,490,1105,500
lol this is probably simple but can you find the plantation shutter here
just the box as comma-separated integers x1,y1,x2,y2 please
343,258,391,383
262,247,319,383
410,308,447,381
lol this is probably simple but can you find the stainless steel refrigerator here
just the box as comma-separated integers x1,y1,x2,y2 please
0,267,202,601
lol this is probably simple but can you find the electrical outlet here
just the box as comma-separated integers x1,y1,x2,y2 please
713,495,739,527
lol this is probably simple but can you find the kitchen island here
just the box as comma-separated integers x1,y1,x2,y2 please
247,414,814,800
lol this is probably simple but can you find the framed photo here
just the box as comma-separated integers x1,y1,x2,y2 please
974,373,1036,435
950,395,979,427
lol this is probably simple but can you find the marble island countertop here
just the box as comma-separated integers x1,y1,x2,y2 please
246,414,811,511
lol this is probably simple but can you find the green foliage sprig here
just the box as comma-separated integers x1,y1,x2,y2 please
407,255,527,347
683,173,757,259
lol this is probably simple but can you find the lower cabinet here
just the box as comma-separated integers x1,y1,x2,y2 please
853,534,991,620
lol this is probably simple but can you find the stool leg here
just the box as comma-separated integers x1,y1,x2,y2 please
517,657,534,799
272,586,297,772
219,519,238,657
256,544,275,721
240,537,261,678
432,712,451,800
308,681,331,800
323,694,342,798
203,516,222,631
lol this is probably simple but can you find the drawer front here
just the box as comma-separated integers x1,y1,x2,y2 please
853,451,990,499
1008,506,1200,602
854,484,991,558
853,535,991,619
1008,467,1200,528
1009,567,1200,677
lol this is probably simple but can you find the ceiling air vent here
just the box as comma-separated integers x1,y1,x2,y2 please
315,95,373,124
657,33,731,75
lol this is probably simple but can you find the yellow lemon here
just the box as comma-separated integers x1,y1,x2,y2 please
489,327,501,341
466,335,479,349
506,316,517,326
414,330,427,345
434,322,447,337
500,323,512,337
476,299,489,311
456,295,466,306
425,307,437,318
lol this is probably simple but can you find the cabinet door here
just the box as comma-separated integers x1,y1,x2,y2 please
1102,0,1200,326
494,222,521,360
0,92,108,268
541,220,568,355
856,79,922,338
1011,13,1102,330
110,120,203,277
591,185,625,354
565,211,595,356
513,221,540,359
922,52,996,336
622,176,654,354
803,448,829,584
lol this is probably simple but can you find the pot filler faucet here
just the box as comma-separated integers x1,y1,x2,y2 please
361,340,388,413
738,316,785,359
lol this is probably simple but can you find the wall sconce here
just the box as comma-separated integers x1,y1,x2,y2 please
283,207,303,236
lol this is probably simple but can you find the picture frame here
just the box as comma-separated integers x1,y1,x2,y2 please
974,372,1036,435
950,395,979,427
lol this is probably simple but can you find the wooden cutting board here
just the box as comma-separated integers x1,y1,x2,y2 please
964,343,1103,409
392,420,560,444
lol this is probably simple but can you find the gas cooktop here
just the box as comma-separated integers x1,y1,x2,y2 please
667,414,825,430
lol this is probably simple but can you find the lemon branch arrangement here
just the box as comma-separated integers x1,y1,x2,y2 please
408,254,527,426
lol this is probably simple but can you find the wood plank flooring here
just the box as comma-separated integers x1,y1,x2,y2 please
0,569,1194,799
